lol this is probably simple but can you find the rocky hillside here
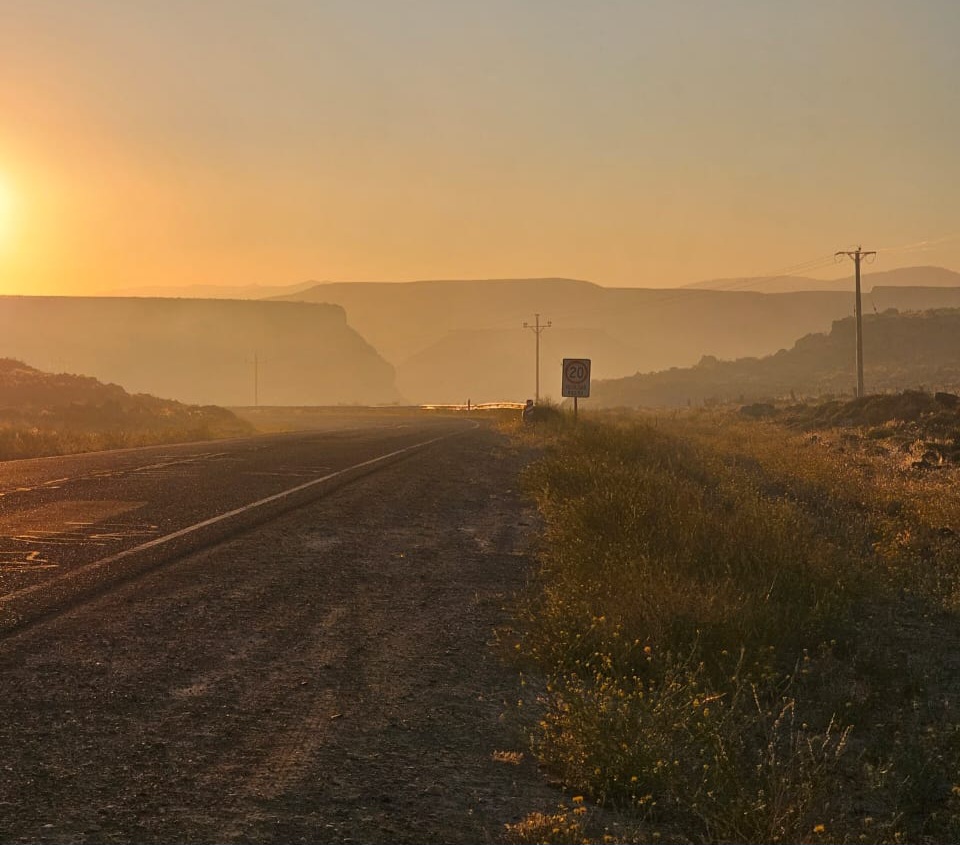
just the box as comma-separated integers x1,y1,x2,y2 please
590,309,960,408
0,297,401,406
0,358,254,459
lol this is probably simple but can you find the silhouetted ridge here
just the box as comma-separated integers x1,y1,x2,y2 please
590,309,960,407
0,358,254,458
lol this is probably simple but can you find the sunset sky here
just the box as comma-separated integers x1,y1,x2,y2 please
1,0,958,295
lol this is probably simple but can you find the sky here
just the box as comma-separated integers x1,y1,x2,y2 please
1,0,959,295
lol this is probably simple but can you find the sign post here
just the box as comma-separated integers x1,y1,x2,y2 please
561,358,591,420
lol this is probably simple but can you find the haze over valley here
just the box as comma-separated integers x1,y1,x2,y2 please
91,266,960,406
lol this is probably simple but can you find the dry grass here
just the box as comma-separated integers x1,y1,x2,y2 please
510,409,960,843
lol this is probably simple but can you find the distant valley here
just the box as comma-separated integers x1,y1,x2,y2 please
270,269,960,403
69,267,960,405
275,278,851,402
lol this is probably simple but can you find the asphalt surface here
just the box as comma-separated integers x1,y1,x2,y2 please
0,413,471,631
0,414,558,843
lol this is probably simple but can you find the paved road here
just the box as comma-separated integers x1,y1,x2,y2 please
0,412,470,628
0,416,558,844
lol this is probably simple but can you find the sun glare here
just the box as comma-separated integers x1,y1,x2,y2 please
0,175,14,248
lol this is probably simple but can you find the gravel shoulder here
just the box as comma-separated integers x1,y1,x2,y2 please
0,424,557,843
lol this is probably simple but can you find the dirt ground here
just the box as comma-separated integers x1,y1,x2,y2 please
0,425,560,843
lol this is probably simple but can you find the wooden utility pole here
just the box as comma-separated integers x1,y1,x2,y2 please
523,314,552,403
834,246,876,398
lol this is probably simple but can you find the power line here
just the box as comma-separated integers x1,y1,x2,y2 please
671,253,843,294
834,246,876,398
522,313,552,403
875,230,960,256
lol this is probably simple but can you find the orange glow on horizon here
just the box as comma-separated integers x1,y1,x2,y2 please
0,2,958,296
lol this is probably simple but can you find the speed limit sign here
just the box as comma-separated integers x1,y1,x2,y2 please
561,358,591,398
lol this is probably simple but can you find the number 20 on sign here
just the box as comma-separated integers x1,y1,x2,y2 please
562,358,591,398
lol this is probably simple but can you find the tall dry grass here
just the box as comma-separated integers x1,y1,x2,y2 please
510,411,960,843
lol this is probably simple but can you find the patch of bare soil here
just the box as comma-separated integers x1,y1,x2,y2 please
0,426,558,843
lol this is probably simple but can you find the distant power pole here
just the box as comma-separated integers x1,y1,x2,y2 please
523,313,552,403
834,246,876,398
253,351,259,407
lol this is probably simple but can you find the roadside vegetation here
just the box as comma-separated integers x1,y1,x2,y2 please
507,396,960,843
0,358,253,460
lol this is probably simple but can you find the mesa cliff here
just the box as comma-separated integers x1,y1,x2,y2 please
0,297,401,406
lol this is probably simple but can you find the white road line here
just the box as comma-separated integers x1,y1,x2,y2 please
0,426,473,610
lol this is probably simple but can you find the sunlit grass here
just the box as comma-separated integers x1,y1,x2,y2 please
510,409,960,843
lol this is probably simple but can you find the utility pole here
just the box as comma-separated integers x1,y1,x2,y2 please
523,313,552,403
834,246,876,398
244,349,260,408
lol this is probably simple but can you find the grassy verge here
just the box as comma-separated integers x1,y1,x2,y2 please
0,405,254,461
507,411,960,843
0,420,251,461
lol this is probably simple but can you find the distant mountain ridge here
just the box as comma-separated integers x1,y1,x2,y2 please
274,271,960,403
106,265,960,299
871,286,960,311
273,279,854,402
682,265,960,293
99,267,960,404
590,308,960,408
